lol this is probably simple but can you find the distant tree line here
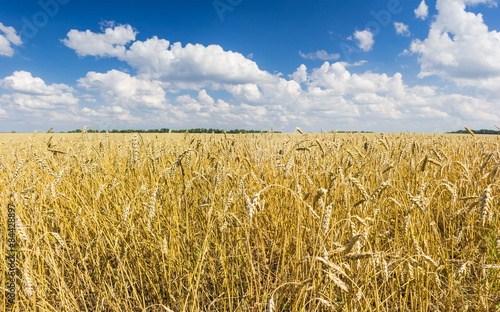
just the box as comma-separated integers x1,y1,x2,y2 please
335,131,373,133
448,129,500,135
65,128,281,134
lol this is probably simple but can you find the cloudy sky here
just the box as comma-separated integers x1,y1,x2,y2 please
1,0,499,133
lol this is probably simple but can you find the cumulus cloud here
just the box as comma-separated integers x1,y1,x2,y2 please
197,89,214,106
126,39,273,85
410,0,500,93
175,94,203,112
78,69,167,108
0,22,22,57
299,50,340,61
61,24,137,58
63,25,273,86
394,22,411,36
286,61,500,131
223,83,262,102
353,30,374,52
1,71,73,95
290,64,308,83
77,105,140,125
415,0,429,20
0,104,6,117
304,62,407,98
0,71,82,129
0,71,78,110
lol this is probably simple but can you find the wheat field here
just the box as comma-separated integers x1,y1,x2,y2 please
1,130,499,311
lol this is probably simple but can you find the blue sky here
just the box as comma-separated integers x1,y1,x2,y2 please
0,0,499,132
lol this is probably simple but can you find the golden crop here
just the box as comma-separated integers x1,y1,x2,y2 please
1,131,499,311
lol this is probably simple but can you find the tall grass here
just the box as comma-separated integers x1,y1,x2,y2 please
1,131,499,311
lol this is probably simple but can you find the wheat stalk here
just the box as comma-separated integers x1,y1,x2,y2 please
147,184,159,230
244,192,256,220
464,126,475,137
34,151,56,176
12,158,25,181
479,185,492,226
50,232,67,248
95,183,106,201
349,176,369,200
132,133,139,164
16,213,30,243
23,259,34,297
322,204,332,235
267,296,275,312
344,234,363,254
122,203,131,224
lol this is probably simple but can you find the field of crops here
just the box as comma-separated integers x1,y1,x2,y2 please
1,131,499,311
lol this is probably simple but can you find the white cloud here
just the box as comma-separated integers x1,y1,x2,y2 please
61,24,137,58
353,30,374,52
290,64,308,83
197,89,214,105
415,0,429,20
1,71,73,95
410,0,500,93
0,23,22,46
175,94,202,112
258,77,302,106
223,83,262,102
0,71,78,110
0,23,22,57
6,93,77,110
303,62,411,102
287,61,500,130
79,105,139,123
77,69,167,108
399,49,411,57
340,60,368,67
394,22,411,36
123,39,273,85
63,26,273,86
0,71,83,129
299,50,340,61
